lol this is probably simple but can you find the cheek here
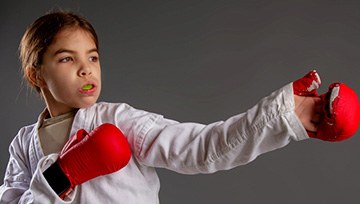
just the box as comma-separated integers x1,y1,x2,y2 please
44,73,75,94
94,68,102,85
95,67,101,78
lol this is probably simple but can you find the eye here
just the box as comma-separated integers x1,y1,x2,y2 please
59,57,73,63
89,56,99,62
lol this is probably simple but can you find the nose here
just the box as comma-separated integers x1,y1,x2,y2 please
78,61,92,77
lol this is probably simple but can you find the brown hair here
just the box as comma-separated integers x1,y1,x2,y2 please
19,11,99,92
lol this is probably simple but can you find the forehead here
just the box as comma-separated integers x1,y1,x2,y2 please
50,27,97,50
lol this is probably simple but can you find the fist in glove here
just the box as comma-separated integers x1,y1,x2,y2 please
43,123,131,198
293,70,360,141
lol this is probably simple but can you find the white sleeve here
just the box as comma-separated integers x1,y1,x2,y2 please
27,154,77,204
135,83,308,174
0,138,75,204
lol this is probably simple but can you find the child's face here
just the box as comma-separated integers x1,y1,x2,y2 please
39,28,101,116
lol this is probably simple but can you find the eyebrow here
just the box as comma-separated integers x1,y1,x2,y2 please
53,48,98,56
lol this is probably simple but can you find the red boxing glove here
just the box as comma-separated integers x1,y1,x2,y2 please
43,123,131,198
293,70,321,97
293,70,360,142
317,83,360,141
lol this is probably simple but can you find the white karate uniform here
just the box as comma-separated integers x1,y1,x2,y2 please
0,84,308,204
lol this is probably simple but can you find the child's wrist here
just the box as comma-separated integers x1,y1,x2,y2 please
43,161,71,198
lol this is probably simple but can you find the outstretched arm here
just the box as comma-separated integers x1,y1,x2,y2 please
136,82,308,174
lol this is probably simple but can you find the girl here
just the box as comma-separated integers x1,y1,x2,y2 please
0,11,324,204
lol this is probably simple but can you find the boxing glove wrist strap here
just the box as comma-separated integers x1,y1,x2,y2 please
43,161,71,196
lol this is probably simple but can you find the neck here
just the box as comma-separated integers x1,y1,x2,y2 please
41,89,76,118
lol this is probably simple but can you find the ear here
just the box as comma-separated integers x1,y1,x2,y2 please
26,66,47,88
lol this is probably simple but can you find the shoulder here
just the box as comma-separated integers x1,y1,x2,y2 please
8,123,37,156
92,101,135,111
14,123,37,144
85,101,163,136
89,102,162,119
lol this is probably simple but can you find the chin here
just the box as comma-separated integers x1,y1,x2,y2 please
76,100,98,109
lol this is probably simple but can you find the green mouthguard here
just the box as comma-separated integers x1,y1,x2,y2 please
82,84,93,90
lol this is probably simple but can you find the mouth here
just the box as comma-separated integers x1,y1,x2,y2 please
79,84,97,94
82,84,94,90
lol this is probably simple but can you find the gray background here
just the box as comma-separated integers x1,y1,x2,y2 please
1,0,360,203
